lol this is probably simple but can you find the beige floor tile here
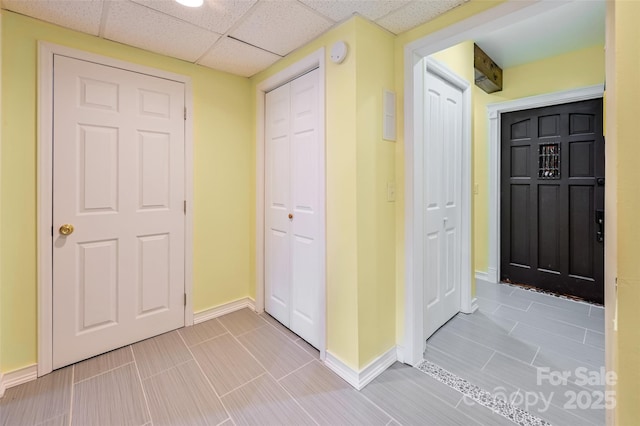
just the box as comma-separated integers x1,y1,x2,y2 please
221,374,315,426
237,324,313,380
0,367,72,426
295,338,320,359
179,319,227,347
280,361,390,425
132,330,192,379
143,360,228,426
361,367,481,426
258,312,299,341
35,413,68,426
72,363,149,426
217,308,266,336
190,333,265,396
74,346,133,382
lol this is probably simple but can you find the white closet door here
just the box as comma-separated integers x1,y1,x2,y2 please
289,70,321,347
265,69,322,348
265,83,292,325
423,69,463,341
52,55,185,369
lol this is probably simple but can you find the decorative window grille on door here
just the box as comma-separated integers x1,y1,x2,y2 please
538,143,560,179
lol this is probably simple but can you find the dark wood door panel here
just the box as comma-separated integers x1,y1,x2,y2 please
500,98,604,304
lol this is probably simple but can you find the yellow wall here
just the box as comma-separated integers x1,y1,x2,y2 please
431,41,475,83
610,1,640,423
354,20,396,367
0,11,253,372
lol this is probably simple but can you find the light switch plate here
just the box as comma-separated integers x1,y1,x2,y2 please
387,181,396,202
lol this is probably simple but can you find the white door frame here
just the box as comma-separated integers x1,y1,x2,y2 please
402,0,576,366
37,42,194,376
255,48,326,360
485,84,604,284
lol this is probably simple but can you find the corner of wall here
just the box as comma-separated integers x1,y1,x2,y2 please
352,17,398,369
324,345,397,390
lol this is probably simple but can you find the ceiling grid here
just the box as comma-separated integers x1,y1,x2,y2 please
1,0,603,78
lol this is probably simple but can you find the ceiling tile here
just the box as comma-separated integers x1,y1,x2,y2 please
103,1,220,62
299,0,410,22
2,0,103,35
198,37,281,77
376,0,467,35
130,0,257,34
230,0,333,56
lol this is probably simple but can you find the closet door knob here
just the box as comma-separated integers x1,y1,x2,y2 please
288,213,294,220
59,224,74,236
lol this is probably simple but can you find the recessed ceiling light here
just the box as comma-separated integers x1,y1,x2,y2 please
175,0,203,7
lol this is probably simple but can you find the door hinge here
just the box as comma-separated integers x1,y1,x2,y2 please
183,200,186,214
184,107,187,120
184,293,187,306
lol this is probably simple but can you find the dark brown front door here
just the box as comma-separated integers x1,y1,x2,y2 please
500,98,604,304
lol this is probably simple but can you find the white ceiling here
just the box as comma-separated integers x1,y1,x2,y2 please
0,0,467,77
1,0,605,77
474,0,605,69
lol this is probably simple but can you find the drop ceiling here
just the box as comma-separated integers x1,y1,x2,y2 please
1,0,605,78
0,0,467,77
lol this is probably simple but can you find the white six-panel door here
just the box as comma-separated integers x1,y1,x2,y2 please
52,55,185,369
423,68,463,341
265,69,322,349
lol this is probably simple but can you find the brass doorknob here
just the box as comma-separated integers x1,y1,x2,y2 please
59,224,74,236
288,213,294,219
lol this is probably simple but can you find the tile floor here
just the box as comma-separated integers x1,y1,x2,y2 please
425,280,606,425
0,282,605,426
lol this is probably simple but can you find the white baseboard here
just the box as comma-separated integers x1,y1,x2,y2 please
461,297,479,314
0,364,38,397
395,345,405,364
475,270,489,282
324,346,397,390
487,267,498,284
193,297,256,324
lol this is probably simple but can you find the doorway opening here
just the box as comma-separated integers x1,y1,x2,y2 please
404,1,606,424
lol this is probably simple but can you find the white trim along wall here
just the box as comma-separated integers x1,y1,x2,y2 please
193,297,256,324
324,346,397,390
0,365,38,398
254,48,327,361
37,42,195,377
402,0,582,366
